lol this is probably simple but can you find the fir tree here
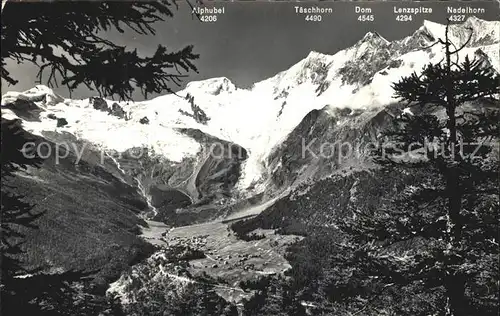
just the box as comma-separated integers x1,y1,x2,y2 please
1,0,199,99
338,21,499,315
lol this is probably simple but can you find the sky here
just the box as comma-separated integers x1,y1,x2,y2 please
2,0,499,101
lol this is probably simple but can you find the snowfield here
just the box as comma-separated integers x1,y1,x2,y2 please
2,17,498,194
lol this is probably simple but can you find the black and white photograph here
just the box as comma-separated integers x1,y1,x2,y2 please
1,0,499,315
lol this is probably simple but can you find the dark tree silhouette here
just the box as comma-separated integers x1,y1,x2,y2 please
336,21,499,316
1,0,199,99
179,93,210,124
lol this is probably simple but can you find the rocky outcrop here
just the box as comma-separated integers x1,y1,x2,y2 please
339,32,392,86
110,102,127,119
178,128,247,199
92,127,248,225
179,94,210,125
45,113,69,127
266,104,399,190
90,96,108,111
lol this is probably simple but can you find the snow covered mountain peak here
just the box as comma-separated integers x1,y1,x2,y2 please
256,17,498,99
348,30,391,63
419,17,499,48
1,84,64,106
462,16,499,46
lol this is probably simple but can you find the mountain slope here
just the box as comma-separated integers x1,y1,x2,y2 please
1,119,154,292
2,16,498,313
1,18,498,226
